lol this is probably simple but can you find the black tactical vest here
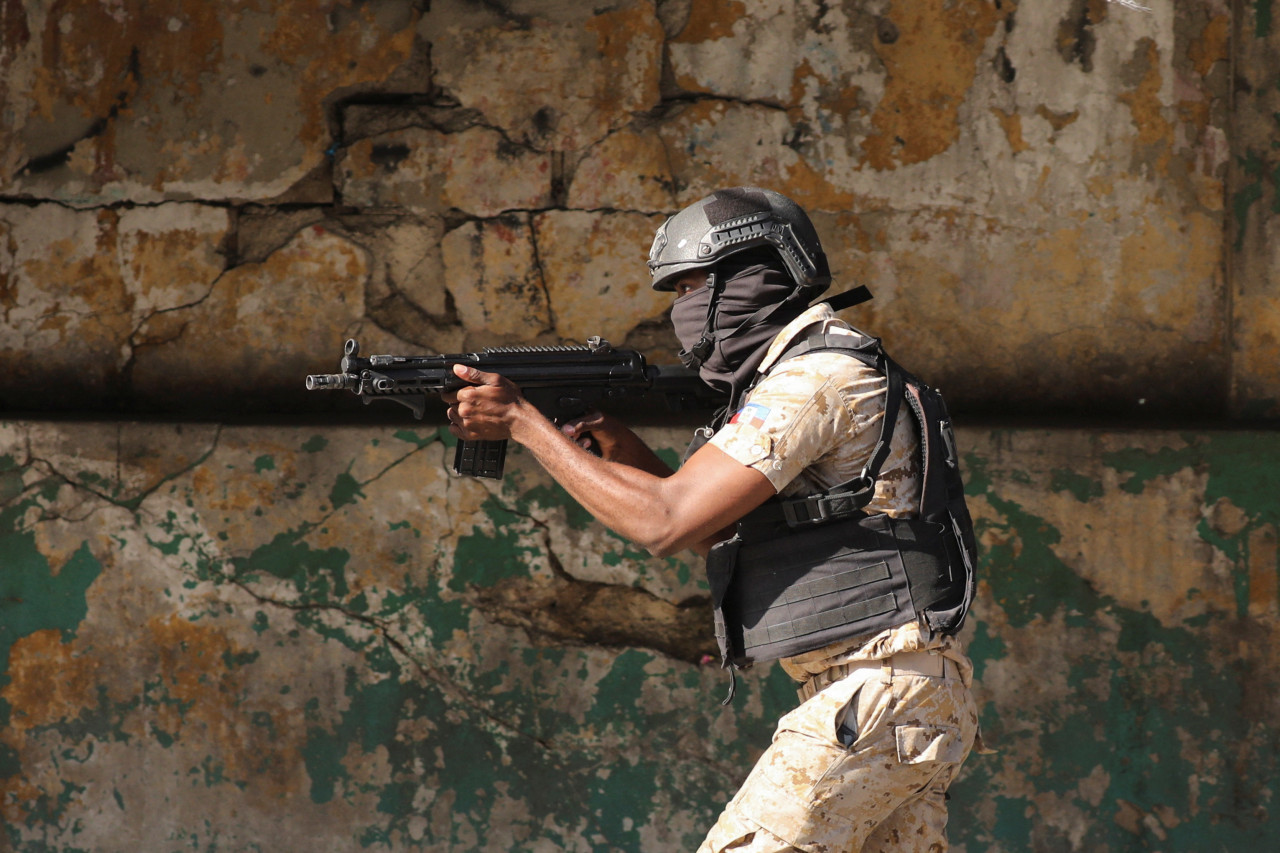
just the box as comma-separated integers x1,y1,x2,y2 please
703,331,978,673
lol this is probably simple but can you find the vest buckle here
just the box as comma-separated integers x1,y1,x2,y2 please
782,495,829,526
780,485,871,527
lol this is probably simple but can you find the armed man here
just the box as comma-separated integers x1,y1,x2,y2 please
443,187,981,852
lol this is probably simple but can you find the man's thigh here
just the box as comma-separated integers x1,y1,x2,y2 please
701,668,976,852
697,810,800,853
860,766,959,853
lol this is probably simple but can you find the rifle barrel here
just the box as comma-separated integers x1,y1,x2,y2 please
305,373,358,391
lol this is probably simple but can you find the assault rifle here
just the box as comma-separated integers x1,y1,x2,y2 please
305,337,723,479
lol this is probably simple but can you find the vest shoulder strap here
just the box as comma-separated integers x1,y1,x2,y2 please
752,331,909,527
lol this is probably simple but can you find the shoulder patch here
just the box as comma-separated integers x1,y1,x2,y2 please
714,423,774,466
730,402,771,429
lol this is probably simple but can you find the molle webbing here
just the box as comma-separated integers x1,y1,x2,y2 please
739,558,897,652
721,512,958,665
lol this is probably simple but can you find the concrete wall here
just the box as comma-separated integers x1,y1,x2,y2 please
3,425,1279,850
2,0,1278,850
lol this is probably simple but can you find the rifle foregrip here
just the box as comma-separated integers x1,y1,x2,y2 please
453,439,508,479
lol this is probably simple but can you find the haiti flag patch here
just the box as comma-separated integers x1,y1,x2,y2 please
730,402,770,429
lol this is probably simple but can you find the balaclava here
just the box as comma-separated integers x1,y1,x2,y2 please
670,249,811,402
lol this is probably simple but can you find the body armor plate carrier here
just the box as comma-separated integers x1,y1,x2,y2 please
704,331,978,674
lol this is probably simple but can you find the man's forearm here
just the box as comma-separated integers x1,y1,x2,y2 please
446,364,775,557
564,417,674,478
513,409,689,555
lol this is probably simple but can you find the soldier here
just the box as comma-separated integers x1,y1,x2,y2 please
444,187,981,852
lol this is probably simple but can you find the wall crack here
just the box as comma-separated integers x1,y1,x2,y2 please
465,498,716,665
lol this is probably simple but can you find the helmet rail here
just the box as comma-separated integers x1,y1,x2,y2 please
648,187,830,294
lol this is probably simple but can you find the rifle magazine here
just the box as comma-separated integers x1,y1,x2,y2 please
453,439,507,479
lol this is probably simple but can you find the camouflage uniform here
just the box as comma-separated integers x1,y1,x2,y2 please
697,304,980,853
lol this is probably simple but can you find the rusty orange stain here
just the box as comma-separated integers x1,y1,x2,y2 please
131,309,187,348
1035,105,1080,133
671,0,749,43
781,146,857,211
32,0,227,124
861,0,1002,170
0,629,98,734
124,224,224,302
192,465,217,496
1187,13,1229,79
138,615,307,793
1087,174,1116,199
789,56,865,121
19,239,133,344
991,108,1030,154
11,0,413,191
0,0,31,78
1178,98,1210,133
261,1,417,148
93,208,119,254
1118,39,1173,173
819,83,866,123
0,615,312,822
585,4,663,109
1247,524,1279,619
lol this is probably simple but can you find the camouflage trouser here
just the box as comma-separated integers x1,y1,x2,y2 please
697,651,978,853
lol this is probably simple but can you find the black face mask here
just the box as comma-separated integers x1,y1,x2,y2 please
670,253,809,399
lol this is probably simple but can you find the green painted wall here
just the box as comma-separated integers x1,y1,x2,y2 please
2,424,1277,850
2,0,1278,849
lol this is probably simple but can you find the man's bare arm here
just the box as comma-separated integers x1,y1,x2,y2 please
445,364,774,557
560,410,675,478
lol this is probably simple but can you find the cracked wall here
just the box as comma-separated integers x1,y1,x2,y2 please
3,425,1279,850
2,0,1280,851
1,0,1271,419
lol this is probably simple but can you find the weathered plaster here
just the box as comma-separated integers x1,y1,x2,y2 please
420,0,664,153
534,210,673,345
338,126,554,217
0,202,231,410
0,0,1254,421
2,0,1279,849
1229,0,1280,416
3,422,1279,850
2,0,420,204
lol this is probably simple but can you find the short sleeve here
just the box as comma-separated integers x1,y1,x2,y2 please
707,356,855,492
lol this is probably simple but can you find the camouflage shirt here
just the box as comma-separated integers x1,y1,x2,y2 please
708,303,970,684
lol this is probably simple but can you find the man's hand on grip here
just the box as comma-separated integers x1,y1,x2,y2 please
443,364,528,441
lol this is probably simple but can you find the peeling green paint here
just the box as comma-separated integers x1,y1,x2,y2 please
5,426,1280,850
0,468,22,504
967,455,1100,630
0,541,101,671
304,668,408,804
392,427,447,449
1,494,103,718
1049,467,1104,502
329,471,365,509
450,497,541,590
230,529,352,600
1104,434,1280,619
518,482,595,531
1108,434,1279,524
952,436,1280,850
582,648,648,727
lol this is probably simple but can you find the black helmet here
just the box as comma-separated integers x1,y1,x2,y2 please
648,187,831,294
